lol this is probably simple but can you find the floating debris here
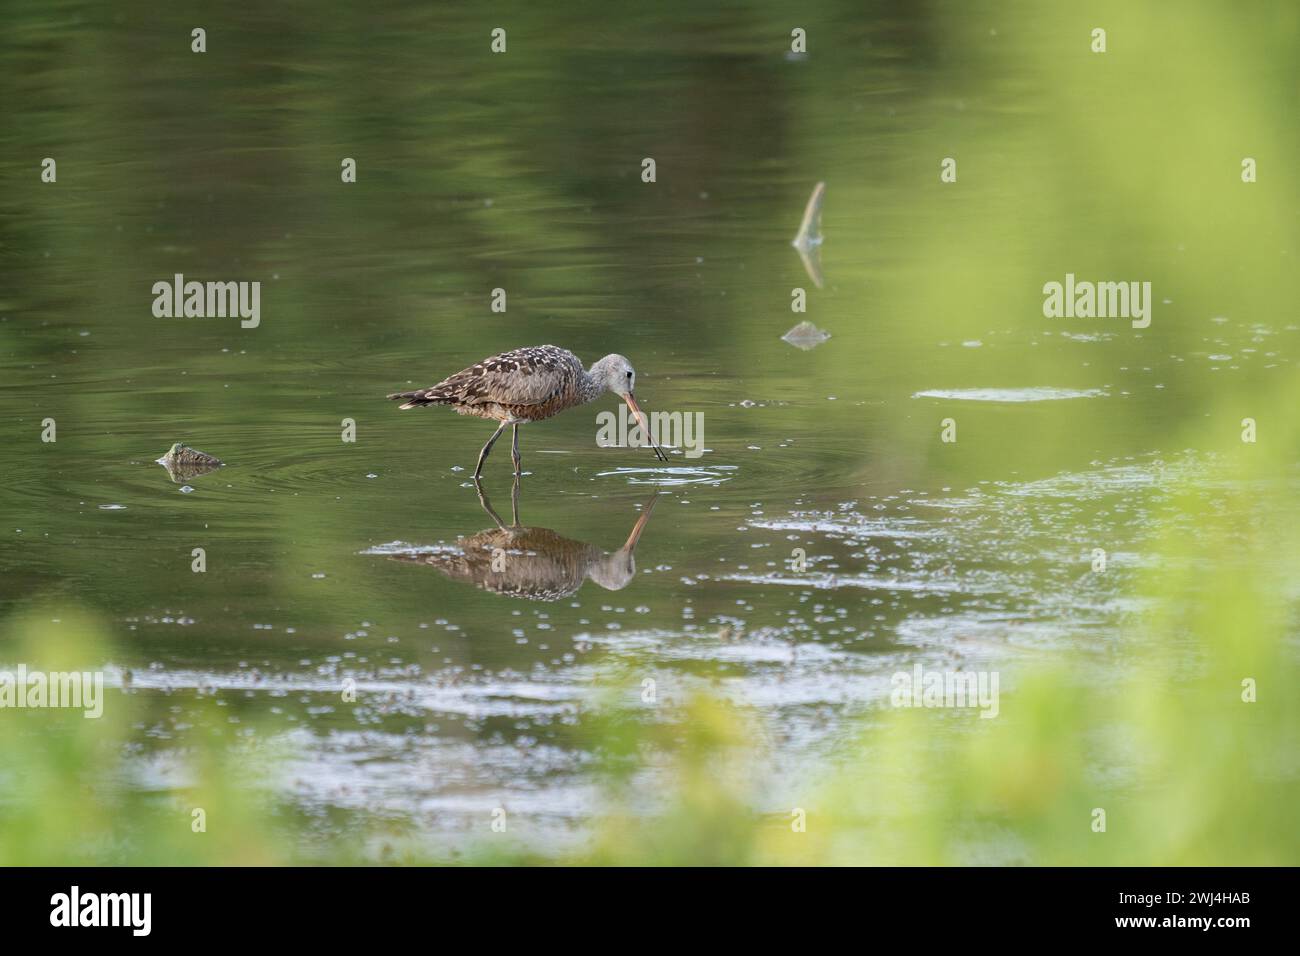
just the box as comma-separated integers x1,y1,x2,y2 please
156,442,224,483
782,321,831,351
792,181,824,250
791,181,825,288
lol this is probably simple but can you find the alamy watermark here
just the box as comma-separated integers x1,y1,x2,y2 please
890,663,999,718
596,405,704,459
50,886,150,936
152,273,260,328
0,665,104,718
1042,273,1151,329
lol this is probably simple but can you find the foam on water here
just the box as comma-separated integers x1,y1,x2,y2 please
912,387,1108,402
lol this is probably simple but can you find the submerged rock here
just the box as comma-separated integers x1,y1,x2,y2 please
156,442,223,482
782,321,831,350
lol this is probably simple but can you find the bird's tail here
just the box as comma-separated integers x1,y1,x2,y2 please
387,388,450,410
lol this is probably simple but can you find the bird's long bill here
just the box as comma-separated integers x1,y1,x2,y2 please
622,494,660,552
623,393,668,462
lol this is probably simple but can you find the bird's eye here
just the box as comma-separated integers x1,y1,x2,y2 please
626,371,632,380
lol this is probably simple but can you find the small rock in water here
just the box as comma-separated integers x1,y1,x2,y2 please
782,321,831,351
156,442,223,483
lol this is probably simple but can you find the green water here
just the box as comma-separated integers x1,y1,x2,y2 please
1,1,1297,861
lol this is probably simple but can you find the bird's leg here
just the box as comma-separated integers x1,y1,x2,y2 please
474,478,507,530
474,422,508,479
509,474,521,527
511,423,522,476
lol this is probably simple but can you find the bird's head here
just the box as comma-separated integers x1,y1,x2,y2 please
590,353,637,398
589,354,669,463
588,548,638,592
587,496,658,591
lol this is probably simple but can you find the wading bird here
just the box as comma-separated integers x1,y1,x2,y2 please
387,345,668,477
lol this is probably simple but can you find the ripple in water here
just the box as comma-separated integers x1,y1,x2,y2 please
596,465,736,486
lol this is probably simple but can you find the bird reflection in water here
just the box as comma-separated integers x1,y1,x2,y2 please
386,479,659,602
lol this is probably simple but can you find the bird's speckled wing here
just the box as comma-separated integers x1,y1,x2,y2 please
426,345,583,407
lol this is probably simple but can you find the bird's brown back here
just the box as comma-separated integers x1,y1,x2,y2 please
390,345,594,422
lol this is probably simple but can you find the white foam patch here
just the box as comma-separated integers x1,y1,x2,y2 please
360,541,460,555
722,572,969,593
912,387,1107,402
